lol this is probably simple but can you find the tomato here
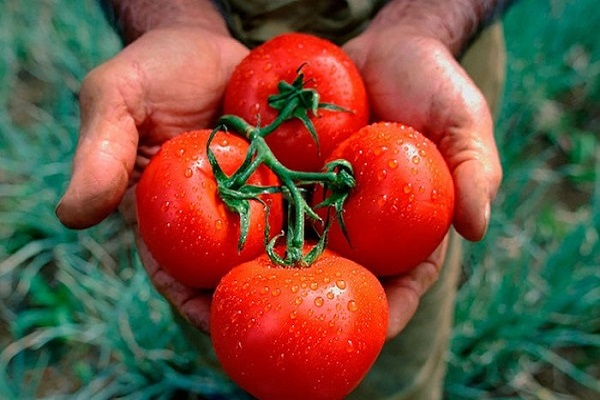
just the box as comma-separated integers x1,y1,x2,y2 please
210,247,388,400
136,130,283,289
318,122,455,276
223,33,369,172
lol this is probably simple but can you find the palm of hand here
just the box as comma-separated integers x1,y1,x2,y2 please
343,33,502,337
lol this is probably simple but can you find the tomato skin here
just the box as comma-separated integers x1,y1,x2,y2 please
223,33,369,172
320,122,455,276
136,130,283,289
210,248,388,400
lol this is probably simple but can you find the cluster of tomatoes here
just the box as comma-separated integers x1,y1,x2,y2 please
135,33,454,400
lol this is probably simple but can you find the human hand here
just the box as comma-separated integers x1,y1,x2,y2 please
343,28,502,338
56,25,248,332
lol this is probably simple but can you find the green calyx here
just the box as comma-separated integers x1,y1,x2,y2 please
206,67,355,267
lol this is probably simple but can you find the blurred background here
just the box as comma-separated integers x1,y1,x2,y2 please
1,0,598,399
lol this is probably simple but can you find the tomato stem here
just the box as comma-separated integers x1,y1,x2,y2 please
208,69,355,267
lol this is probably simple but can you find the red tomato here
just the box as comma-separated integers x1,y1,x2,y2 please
136,130,283,289
210,247,388,400
223,33,369,172
318,122,455,276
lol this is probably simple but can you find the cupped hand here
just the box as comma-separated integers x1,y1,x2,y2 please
344,29,502,338
56,26,249,331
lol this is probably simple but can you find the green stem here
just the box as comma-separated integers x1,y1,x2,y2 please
209,70,355,267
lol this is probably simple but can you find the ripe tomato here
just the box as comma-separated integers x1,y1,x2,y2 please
210,247,388,400
136,130,283,289
318,122,455,276
223,33,369,172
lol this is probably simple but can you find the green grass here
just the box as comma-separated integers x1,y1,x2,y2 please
1,0,598,399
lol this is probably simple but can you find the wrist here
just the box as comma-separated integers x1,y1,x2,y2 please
102,0,229,44
365,0,514,56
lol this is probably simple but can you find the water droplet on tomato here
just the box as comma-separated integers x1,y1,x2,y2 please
403,183,413,194
377,169,387,181
291,285,299,293
310,282,318,290
295,297,303,305
215,219,223,230
347,300,358,312
326,291,334,300
290,310,297,319
377,195,388,207
263,62,273,71
431,189,439,201
346,339,355,353
388,159,399,169
161,201,170,212
314,297,324,307
412,155,420,164
178,148,185,157
272,288,281,297
335,280,346,290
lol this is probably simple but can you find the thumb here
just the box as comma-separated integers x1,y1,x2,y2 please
56,63,142,229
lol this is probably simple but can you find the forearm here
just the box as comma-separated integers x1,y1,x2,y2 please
100,0,229,43
369,0,515,56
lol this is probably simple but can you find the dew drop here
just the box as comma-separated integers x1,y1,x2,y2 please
310,282,318,291
290,310,297,319
291,285,299,293
403,183,413,194
335,280,346,290
215,219,223,230
161,201,171,212
295,297,303,305
377,169,387,180
347,300,358,312
412,155,420,164
377,195,388,207
346,339,355,353
388,159,399,169
326,291,335,300
271,288,281,297
314,297,324,307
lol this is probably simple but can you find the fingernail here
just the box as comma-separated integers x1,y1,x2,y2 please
55,197,65,219
482,201,491,237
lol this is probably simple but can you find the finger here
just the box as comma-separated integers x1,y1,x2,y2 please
382,235,448,339
135,232,212,334
56,62,143,229
434,82,502,241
